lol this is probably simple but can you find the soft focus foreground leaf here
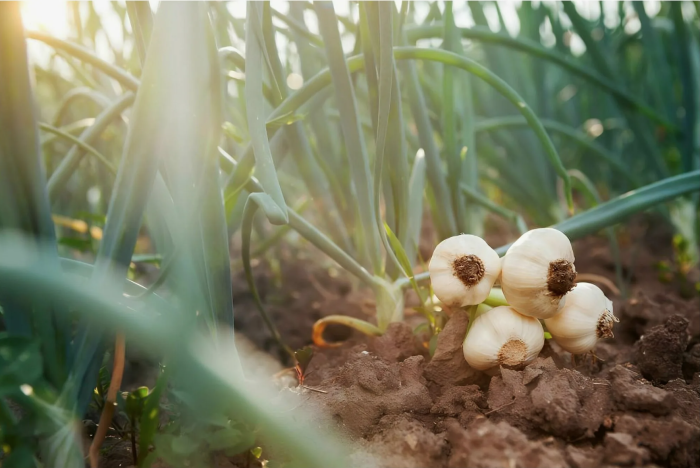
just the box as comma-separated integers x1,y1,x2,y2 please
0,240,350,468
0,334,42,393
138,368,169,467
0,2,66,387
72,2,232,413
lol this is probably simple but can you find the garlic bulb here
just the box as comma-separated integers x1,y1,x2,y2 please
462,306,544,371
429,234,501,307
544,282,618,354
501,228,576,319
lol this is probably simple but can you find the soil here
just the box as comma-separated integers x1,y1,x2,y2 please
229,214,700,468
97,214,699,467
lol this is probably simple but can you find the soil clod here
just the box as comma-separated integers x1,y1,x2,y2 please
634,314,689,383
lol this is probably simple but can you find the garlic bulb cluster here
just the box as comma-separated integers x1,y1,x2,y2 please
463,306,544,371
429,228,618,371
501,228,577,319
544,282,618,354
429,234,501,307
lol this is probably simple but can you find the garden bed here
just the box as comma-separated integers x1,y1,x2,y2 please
232,217,700,468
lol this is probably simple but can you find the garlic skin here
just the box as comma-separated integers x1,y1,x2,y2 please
501,228,576,319
462,306,545,371
544,282,617,354
429,234,502,307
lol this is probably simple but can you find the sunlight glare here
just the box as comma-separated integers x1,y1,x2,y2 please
21,0,69,38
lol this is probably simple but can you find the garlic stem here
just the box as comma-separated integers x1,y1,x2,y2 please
483,287,509,307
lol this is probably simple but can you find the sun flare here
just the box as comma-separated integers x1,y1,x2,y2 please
21,0,69,37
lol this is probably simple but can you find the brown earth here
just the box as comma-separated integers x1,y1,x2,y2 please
228,214,700,468
100,214,699,467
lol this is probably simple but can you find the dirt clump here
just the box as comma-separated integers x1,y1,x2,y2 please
634,314,689,383
609,365,676,416
422,310,486,387
446,419,567,468
361,414,447,468
603,432,651,466
430,384,485,426
614,413,699,467
314,352,432,436
369,322,425,363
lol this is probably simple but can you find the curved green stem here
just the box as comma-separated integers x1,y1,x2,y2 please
460,183,528,234
47,93,134,200
51,87,109,127
262,46,572,211
220,148,377,289
401,170,700,289
241,192,292,359
404,24,676,131
38,123,116,175
312,315,382,347
26,31,139,91
393,47,573,212
474,116,638,185
483,288,508,307
567,169,626,296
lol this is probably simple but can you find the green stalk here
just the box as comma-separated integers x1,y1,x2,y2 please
262,47,573,211
403,171,700,288
314,1,382,274
0,2,65,387
244,2,287,225
26,31,139,91
404,24,676,131
567,170,625,296
460,183,528,235
0,248,349,468
670,3,699,174
561,2,668,179
51,87,109,126
260,3,349,250
220,149,376,289
398,36,457,238
47,93,134,200
474,116,638,185
483,289,508,307
393,47,573,211
38,123,116,175
442,2,469,233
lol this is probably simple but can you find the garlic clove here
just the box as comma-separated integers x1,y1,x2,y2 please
501,228,576,319
462,305,545,371
544,282,618,355
429,234,501,307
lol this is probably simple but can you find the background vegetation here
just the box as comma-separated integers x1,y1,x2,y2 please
1,1,698,467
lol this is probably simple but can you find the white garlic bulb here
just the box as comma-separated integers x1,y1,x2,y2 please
462,305,545,371
429,234,502,307
544,282,618,354
501,228,576,319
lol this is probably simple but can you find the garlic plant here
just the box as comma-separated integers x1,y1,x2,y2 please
501,228,577,319
462,305,545,371
429,234,502,307
428,228,617,373
544,282,618,354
